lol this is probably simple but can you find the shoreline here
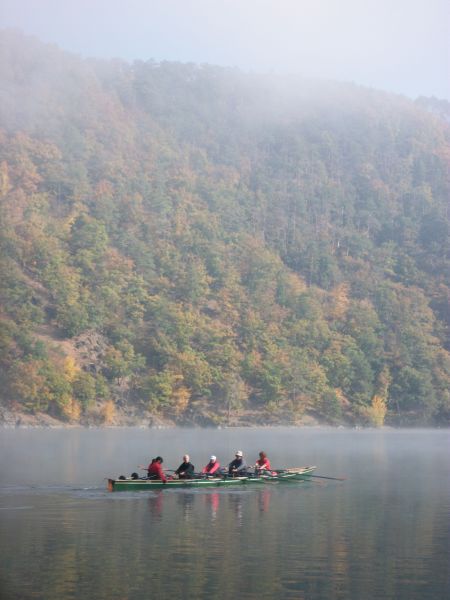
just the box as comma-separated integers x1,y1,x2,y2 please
0,410,350,429
0,406,323,429
2,409,447,430
0,418,323,429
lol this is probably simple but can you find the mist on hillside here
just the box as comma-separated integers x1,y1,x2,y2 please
1,0,449,99
0,30,449,429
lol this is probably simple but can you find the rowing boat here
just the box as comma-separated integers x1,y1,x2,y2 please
107,466,316,491
107,475,263,491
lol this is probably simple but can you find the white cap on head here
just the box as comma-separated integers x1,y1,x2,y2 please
235,450,243,457
210,455,216,461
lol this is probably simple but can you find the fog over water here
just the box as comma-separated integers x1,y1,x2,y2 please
0,426,448,486
0,427,450,486
1,428,449,600
0,1,449,595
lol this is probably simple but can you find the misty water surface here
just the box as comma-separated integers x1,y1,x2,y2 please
0,427,449,600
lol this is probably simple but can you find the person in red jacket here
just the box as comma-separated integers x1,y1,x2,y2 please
202,455,221,476
254,451,271,474
143,456,167,483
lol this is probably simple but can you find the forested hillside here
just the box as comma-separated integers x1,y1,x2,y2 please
1,31,449,426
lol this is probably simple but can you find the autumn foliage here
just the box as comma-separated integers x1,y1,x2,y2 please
0,31,449,426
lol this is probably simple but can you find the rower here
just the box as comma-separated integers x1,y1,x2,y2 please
228,450,247,476
139,456,167,483
175,454,195,479
254,451,271,474
202,455,221,476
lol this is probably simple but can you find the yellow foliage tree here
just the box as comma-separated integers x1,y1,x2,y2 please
172,386,191,416
102,399,116,425
61,398,81,422
63,356,79,383
366,395,387,427
329,283,350,320
9,360,47,412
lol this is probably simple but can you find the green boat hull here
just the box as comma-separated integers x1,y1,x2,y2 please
108,475,264,491
107,466,316,491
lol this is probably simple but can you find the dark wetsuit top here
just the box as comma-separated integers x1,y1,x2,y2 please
228,458,247,475
175,462,195,478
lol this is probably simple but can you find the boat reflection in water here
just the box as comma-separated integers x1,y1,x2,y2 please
258,488,271,513
147,492,164,521
2,428,448,600
204,492,220,522
178,493,195,521
144,487,274,526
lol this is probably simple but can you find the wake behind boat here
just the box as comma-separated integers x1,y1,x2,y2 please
107,466,316,491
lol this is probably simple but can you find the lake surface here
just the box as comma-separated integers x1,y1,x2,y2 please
0,427,449,600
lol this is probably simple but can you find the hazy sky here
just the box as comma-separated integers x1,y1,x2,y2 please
1,0,449,99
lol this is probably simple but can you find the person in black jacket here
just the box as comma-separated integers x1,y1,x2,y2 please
175,454,195,479
228,450,247,476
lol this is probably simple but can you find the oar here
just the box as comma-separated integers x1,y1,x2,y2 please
273,468,346,481
271,467,315,475
274,466,316,472
310,474,346,481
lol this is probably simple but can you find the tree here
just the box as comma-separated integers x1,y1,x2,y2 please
72,371,97,410
103,340,145,384
390,366,437,424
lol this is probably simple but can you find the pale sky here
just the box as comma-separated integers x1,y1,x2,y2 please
1,0,449,99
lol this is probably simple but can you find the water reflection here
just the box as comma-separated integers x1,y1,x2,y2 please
228,493,244,524
1,429,449,600
258,488,272,513
143,487,274,526
178,492,195,521
147,492,164,520
204,491,220,522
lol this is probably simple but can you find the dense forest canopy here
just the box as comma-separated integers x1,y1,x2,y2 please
1,31,449,426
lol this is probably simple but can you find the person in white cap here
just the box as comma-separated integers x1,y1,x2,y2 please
228,450,247,476
202,455,221,476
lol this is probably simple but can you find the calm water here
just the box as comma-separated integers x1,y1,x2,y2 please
0,427,449,600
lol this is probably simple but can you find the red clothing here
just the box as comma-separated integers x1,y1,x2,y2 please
147,461,166,482
256,457,271,470
202,461,220,475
